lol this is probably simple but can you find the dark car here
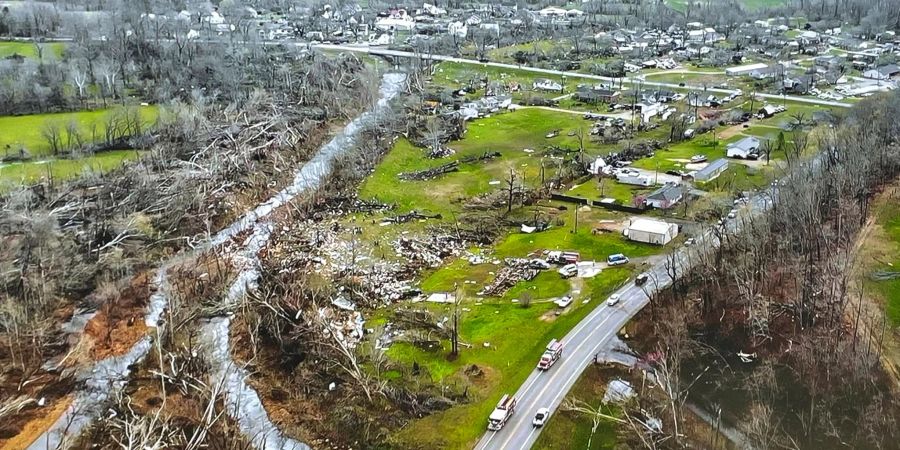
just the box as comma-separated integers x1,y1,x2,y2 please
635,273,650,286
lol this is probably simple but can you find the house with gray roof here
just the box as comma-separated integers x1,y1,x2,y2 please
645,183,684,209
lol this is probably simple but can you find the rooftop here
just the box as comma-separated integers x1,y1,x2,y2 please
628,218,675,235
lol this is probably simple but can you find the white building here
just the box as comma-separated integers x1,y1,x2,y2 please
725,63,769,77
623,218,679,245
726,136,761,159
615,172,654,186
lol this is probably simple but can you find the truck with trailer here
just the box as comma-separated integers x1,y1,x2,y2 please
537,339,563,370
487,394,518,431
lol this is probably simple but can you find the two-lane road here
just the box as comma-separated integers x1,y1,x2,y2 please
476,242,701,450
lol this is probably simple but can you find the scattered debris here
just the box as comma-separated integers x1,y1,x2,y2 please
602,379,636,404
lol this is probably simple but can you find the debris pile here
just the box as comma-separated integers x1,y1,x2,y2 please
393,235,464,267
479,258,543,296
398,152,501,181
399,160,460,181
384,211,443,224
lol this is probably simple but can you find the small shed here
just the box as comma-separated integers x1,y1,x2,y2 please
623,218,679,245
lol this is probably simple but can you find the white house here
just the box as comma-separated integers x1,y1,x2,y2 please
726,136,761,159
624,218,679,245
636,102,664,123
588,157,607,175
375,9,416,31
538,6,568,17
616,172,654,186
448,21,467,38
533,78,563,92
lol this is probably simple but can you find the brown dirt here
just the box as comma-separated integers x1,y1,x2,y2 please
82,271,152,361
0,394,73,450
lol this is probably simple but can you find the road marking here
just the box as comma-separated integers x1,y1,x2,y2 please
492,313,619,450
476,306,613,450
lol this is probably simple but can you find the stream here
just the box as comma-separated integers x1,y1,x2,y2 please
26,72,406,450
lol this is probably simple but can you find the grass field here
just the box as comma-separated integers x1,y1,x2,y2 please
864,186,900,325
359,108,614,217
0,105,159,159
0,150,143,188
0,41,66,59
431,61,591,101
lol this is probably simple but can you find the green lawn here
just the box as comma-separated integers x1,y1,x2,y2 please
0,41,65,60
567,178,653,205
868,193,900,325
0,105,159,159
359,108,610,217
431,61,592,101
0,150,143,188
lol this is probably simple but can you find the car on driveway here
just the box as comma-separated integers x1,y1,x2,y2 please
607,254,629,266
533,408,550,427
554,296,574,308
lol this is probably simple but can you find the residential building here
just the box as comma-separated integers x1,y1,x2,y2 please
692,158,728,182
616,172,654,186
863,64,900,80
574,86,619,104
624,218,679,245
726,136,761,159
645,183,684,209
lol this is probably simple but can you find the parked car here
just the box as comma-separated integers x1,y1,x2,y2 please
533,408,550,427
607,254,629,266
554,296,574,308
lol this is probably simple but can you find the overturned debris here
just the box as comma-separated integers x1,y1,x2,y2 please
393,235,464,268
398,151,501,181
385,211,443,224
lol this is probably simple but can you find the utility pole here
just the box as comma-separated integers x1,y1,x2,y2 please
573,206,578,233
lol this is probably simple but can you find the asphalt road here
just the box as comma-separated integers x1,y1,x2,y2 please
313,43,854,109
